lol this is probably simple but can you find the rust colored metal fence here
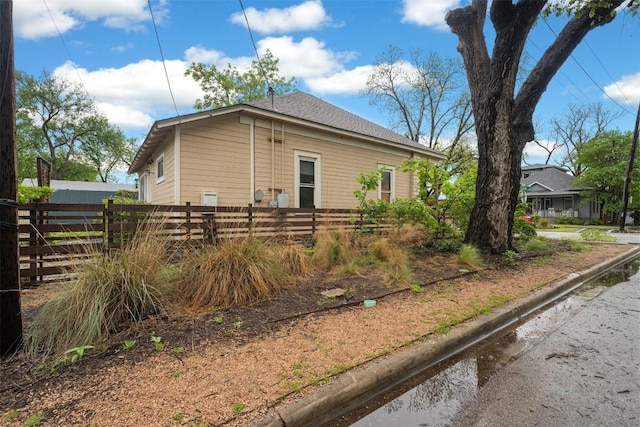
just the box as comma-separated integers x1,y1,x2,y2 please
18,201,370,286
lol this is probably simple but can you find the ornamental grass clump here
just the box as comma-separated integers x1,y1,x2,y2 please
176,236,296,309
311,227,357,270
25,221,172,359
456,244,484,269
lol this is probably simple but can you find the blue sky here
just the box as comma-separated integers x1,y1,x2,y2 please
13,0,640,170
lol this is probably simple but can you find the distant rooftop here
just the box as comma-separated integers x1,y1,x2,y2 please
22,179,136,192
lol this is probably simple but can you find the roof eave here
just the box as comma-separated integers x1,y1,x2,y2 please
128,104,446,174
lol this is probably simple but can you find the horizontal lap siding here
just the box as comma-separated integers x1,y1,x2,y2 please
180,117,251,206
254,121,416,209
151,137,175,204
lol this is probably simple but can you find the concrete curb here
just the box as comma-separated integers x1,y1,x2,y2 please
251,246,640,427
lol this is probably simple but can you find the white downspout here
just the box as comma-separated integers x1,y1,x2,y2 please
271,120,275,202
281,123,285,194
174,127,180,205
250,118,255,204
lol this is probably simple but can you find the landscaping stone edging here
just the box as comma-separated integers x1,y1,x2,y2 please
251,245,640,427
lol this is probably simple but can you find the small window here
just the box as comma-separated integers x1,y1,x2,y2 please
156,153,165,183
378,166,395,202
294,151,321,208
139,173,149,202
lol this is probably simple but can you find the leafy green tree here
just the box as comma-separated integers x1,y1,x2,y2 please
362,46,474,165
78,116,136,183
574,131,639,223
445,1,638,253
186,50,297,110
16,71,134,182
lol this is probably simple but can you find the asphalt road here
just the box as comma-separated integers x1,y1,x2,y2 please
450,264,640,427
538,230,640,245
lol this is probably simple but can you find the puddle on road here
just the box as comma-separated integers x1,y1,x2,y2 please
333,258,640,427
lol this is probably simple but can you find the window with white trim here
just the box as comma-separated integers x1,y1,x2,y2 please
378,166,395,202
139,173,149,202
294,151,321,208
156,153,165,183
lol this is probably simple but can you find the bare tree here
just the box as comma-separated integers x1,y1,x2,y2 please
361,45,474,162
550,103,622,176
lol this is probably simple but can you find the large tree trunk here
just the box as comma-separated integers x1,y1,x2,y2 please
446,0,625,253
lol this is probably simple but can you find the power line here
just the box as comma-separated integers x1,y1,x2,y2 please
525,39,592,104
582,38,631,105
542,16,634,116
238,0,273,92
147,0,181,120
42,0,87,91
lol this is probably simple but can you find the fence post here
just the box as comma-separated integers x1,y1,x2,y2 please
248,203,253,232
106,199,114,250
27,203,37,285
185,202,191,242
312,207,316,236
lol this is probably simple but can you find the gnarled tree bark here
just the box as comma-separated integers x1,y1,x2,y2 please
446,0,626,253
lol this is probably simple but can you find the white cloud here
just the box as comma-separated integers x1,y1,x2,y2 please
604,72,640,105
229,0,332,34
523,139,559,165
111,43,134,53
13,0,166,40
52,59,202,131
257,36,354,80
401,0,461,31
306,65,374,95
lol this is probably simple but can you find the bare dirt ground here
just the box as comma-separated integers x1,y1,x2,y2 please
0,243,632,427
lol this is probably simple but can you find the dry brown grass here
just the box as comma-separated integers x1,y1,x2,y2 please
25,221,173,359
175,236,310,309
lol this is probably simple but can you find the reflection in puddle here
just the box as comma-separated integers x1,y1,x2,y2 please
339,258,639,427
350,359,477,427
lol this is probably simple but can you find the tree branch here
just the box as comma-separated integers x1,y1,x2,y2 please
514,1,625,131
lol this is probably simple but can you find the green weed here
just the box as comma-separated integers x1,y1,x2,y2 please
150,332,164,351
23,414,45,427
123,340,136,350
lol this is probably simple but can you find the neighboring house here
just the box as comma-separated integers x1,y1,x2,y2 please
20,179,137,224
21,179,137,204
521,164,599,219
128,91,445,209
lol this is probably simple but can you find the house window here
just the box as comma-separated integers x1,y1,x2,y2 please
139,173,149,202
378,166,395,202
294,151,321,208
563,196,574,210
156,153,165,183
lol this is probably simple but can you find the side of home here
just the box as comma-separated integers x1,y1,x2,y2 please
129,92,445,209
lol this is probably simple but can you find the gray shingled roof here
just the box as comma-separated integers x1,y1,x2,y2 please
247,91,433,152
129,91,444,173
522,167,577,193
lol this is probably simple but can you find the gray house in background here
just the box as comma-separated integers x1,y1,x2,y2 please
21,179,137,204
21,179,138,224
521,164,599,220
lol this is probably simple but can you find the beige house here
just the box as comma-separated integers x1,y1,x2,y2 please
128,91,445,209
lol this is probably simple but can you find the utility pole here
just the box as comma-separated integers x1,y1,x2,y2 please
619,101,640,232
0,0,23,356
